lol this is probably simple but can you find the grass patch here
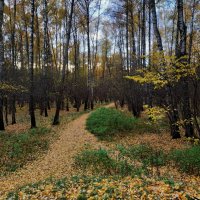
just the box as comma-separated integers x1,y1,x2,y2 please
170,145,200,175
117,144,167,167
86,108,169,140
132,117,169,134
74,145,167,177
86,108,137,139
74,148,133,176
0,127,52,175
0,109,87,176
118,144,200,175
75,148,116,175
75,143,200,177
5,143,200,199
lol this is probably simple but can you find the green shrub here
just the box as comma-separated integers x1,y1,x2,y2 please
75,144,200,177
77,195,87,200
86,108,137,138
75,148,116,175
148,151,166,167
118,144,166,167
115,160,134,176
29,127,50,135
74,148,133,176
170,146,200,175
0,127,51,174
132,118,169,134
75,145,167,178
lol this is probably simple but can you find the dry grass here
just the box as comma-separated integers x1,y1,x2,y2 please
109,132,189,152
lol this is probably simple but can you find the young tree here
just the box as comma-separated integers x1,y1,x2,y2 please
150,0,180,138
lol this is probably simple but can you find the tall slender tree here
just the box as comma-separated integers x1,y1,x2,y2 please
29,0,36,128
78,0,95,110
176,0,194,137
42,0,50,117
53,0,75,125
150,0,163,52
150,0,180,138
141,0,146,67
11,0,17,125
0,0,5,131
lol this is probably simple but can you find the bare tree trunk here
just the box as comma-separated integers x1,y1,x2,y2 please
73,20,81,112
150,0,180,138
53,0,75,125
0,98,4,130
4,96,8,125
141,0,146,67
11,95,16,124
0,0,5,131
150,0,163,52
85,4,94,110
188,0,196,63
148,2,153,107
189,0,199,136
93,0,101,75
176,0,194,137
29,0,36,128
137,9,141,66
22,0,29,68
42,0,49,118
130,1,136,69
36,5,41,71
126,0,129,73
11,0,17,125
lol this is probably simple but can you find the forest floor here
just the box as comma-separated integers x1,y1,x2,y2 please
0,103,200,199
0,104,113,198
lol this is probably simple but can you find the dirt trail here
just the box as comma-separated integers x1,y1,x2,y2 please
0,104,114,197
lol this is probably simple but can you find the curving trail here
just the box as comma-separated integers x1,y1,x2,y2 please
0,104,114,197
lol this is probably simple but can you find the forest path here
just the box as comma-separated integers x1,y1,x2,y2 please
0,103,114,197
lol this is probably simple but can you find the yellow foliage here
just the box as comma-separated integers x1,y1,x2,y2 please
12,176,200,199
0,82,28,94
144,106,166,122
126,53,197,89
184,137,200,146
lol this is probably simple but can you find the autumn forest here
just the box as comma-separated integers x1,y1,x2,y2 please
0,0,200,199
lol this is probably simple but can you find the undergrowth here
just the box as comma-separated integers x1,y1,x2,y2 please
170,145,200,175
132,117,169,134
0,127,52,175
117,144,167,167
74,148,133,176
6,173,199,199
0,109,87,176
75,144,200,176
86,107,169,141
86,108,137,139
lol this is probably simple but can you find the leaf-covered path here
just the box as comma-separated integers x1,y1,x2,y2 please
0,105,113,197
